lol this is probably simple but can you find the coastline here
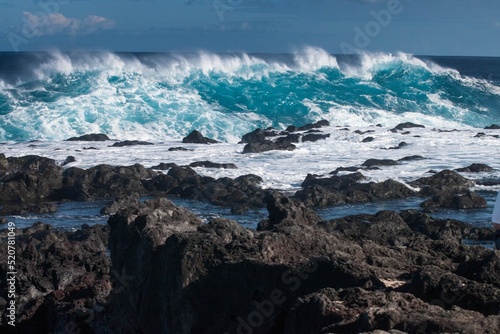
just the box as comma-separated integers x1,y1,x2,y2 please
1,121,500,332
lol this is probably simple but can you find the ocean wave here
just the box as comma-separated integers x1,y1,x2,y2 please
0,48,499,142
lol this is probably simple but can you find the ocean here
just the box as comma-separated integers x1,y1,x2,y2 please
1,48,500,249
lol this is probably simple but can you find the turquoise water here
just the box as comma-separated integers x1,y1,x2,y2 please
0,50,499,142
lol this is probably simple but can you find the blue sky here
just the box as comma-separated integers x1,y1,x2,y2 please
0,0,499,55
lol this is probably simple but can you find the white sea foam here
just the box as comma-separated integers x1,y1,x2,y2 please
3,126,499,197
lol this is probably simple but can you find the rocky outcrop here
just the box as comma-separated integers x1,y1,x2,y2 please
0,155,63,204
295,172,416,207
111,140,154,147
240,121,330,153
66,133,110,141
104,193,498,334
144,166,266,213
390,122,425,132
455,163,494,173
182,130,219,144
0,223,110,333
189,161,238,169
3,191,498,333
284,287,500,334
53,163,157,201
421,190,488,211
243,140,297,154
409,169,475,196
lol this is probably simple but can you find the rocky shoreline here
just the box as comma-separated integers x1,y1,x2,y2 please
1,124,500,333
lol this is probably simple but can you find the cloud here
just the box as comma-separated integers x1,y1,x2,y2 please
23,12,115,36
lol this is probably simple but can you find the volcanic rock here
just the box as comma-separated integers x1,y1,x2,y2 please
66,133,110,141
189,161,238,169
455,163,493,173
182,130,219,144
111,140,154,147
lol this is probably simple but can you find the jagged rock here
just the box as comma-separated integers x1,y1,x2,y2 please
391,122,425,132
285,287,500,334
62,156,76,166
257,191,320,231
408,266,500,316
0,223,110,333
362,159,399,168
151,162,179,170
168,147,193,151
297,119,330,131
302,133,330,142
189,161,238,169
100,192,141,215
398,155,425,162
0,202,58,215
409,170,475,196
362,136,375,143
421,191,488,210
455,163,493,173
484,124,500,130
240,128,280,144
53,163,156,201
242,140,297,154
0,155,63,204
111,140,154,147
182,130,219,144
296,173,416,208
66,133,110,141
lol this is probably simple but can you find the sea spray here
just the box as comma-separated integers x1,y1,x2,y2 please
0,48,499,142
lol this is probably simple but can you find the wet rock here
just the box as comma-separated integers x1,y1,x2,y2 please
100,192,141,215
107,196,378,334
296,173,416,207
409,169,475,196
151,162,179,170
387,141,408,150
354,130,375,135
391,122,425,132
0,202,58,215
182,130,219,144
111,140,154,147
240,128,280,144
242,140,297,154
361,159,399,168
421,191,488,210
145,166,265,212
330,166,361,174
257,191,320,231
54,163,156,201
474,132,487,138
398,155,425,162
455,163,493,173
302,133,330,142
320,210,416,247
66,133,110,141
168,147,193,151
298,119,330,131
0,223,110,333
362,136,375,143
0,155,63,204
484,124,500,130
189,161,238,169
62,156,76,166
